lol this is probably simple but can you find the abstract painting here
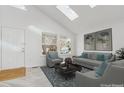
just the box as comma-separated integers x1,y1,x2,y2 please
84,28,112,51
96,28,112,51
84,33,96,50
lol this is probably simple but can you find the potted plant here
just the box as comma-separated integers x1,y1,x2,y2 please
116,48,124,59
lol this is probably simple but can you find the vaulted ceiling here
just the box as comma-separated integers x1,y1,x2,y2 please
37,5,124,34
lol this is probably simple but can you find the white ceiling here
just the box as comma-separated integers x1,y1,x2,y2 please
36,5,124,34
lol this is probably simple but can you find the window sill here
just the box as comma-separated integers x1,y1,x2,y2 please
59,54,72,56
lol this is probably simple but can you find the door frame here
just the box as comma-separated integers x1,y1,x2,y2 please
1,25,26,70
0,25,2,70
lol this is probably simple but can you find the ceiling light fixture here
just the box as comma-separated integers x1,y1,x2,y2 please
56,5,79,21
10,5,27,11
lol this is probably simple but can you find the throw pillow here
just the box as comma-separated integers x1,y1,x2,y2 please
81,53,88,58
49,51,58,59
95,61,108,77
97,54,105,61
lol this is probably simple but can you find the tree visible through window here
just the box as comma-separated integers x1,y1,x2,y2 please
59,36,71,54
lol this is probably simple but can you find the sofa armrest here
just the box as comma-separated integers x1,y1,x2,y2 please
75,71,101,87
47,57,53,62
58,57,63,61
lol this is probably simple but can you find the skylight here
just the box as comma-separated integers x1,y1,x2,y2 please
89,5,96,8
56,5,79,21
10,5,27,11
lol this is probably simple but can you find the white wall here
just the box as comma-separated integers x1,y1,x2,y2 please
76,21,124,55
0,6,76,67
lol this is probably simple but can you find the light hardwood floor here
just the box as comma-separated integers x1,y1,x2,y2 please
0,67,52,87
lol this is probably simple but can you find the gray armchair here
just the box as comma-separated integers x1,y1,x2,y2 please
75,63,124,87
46,51,63,67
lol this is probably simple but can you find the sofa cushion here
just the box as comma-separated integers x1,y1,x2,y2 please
49,51,58,59
95,61,108,77
104,53,112,61
88,53,97,60
96,54,105,61
82,71,98,79
81,53,88,58
73,58,101,66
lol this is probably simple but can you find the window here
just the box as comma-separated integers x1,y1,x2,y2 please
42,32,72,55
59,36,71,54
42,32,57,55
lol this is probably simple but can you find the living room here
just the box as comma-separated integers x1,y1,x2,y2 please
0,3,124,89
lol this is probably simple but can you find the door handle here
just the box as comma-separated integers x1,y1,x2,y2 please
21,50,25,52
21,48,25,52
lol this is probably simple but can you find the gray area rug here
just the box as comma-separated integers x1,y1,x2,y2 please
41,66,91,87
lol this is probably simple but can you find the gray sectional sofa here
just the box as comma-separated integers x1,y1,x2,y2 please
75,61,124,87
73,52,112,69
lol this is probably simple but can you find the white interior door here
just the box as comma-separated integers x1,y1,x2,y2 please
0,26,1,71
2,27,25,70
